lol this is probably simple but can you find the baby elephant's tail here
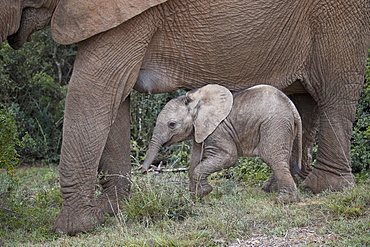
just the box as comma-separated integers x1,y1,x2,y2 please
291,103,303,174
289,97,303,174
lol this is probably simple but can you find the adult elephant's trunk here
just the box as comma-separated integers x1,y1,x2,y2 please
8,0,58,50
142,137,163,173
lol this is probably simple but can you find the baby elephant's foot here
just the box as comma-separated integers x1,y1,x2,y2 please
191,182,213,198
275,188,299,204
262,175,278,193
275,194,298,204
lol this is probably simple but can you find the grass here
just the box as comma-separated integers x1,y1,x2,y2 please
0,165,369,246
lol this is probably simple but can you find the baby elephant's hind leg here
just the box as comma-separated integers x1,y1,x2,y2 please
269,162,298,203
259,124,298,202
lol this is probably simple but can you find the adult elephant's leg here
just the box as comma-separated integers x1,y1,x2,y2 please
301,2,368,193
290,93,319,179
53,67,108,235
97,96,131,215
53,12,158,235
302,99,360,193
302,23,367,193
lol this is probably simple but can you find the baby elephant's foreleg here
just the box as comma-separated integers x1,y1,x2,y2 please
188,142,203,194
190,151,237,197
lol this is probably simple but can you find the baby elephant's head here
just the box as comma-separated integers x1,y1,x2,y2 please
142,84,233,173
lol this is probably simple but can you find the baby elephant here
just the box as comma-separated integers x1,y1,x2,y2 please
142,84,302,202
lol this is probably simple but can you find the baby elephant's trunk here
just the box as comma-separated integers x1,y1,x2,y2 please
141,140,162,173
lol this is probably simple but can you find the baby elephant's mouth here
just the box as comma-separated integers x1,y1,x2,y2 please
162,137,175,148
162,141,171,148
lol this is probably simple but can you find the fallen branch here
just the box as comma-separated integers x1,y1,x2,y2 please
131,163,189,174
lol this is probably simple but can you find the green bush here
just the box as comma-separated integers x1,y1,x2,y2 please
210,158,272,187
0,29,75,163
351,54,370,173
0,104,20,227
0,103,19,172
7,72,66,162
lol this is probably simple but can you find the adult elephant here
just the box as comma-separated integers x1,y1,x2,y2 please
1,0,369,236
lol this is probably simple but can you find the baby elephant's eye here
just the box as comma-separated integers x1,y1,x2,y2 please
168,122,176,129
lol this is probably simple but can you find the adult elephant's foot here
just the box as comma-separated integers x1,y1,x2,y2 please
97,189,130,216
97,174,131,215
302,168,355,194
97,193,119,216
53,204,105,236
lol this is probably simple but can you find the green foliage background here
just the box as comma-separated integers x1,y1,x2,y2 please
0,30,369,175
351,55,370,173
0,103,18,172
0,29,76,164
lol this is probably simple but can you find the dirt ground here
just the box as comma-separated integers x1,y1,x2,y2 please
228,227,342,247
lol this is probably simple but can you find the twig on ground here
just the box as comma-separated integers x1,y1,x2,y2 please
131,163,188,174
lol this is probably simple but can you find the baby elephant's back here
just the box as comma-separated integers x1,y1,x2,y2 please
229,85,297,134
230,85,295,118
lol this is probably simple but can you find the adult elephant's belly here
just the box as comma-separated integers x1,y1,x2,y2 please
135,0,310,94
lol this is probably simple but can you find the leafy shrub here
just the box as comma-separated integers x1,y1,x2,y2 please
0,29,75,163
211,158,272,187
0,104,18,170
351,54,370,173
167,141,192,168
6,72,66,162
0,104,20,227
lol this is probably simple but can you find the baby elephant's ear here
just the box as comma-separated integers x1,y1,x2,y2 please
186,84,233,143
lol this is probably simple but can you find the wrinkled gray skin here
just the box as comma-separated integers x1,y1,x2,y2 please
1,0,369,235
142,84,303,202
